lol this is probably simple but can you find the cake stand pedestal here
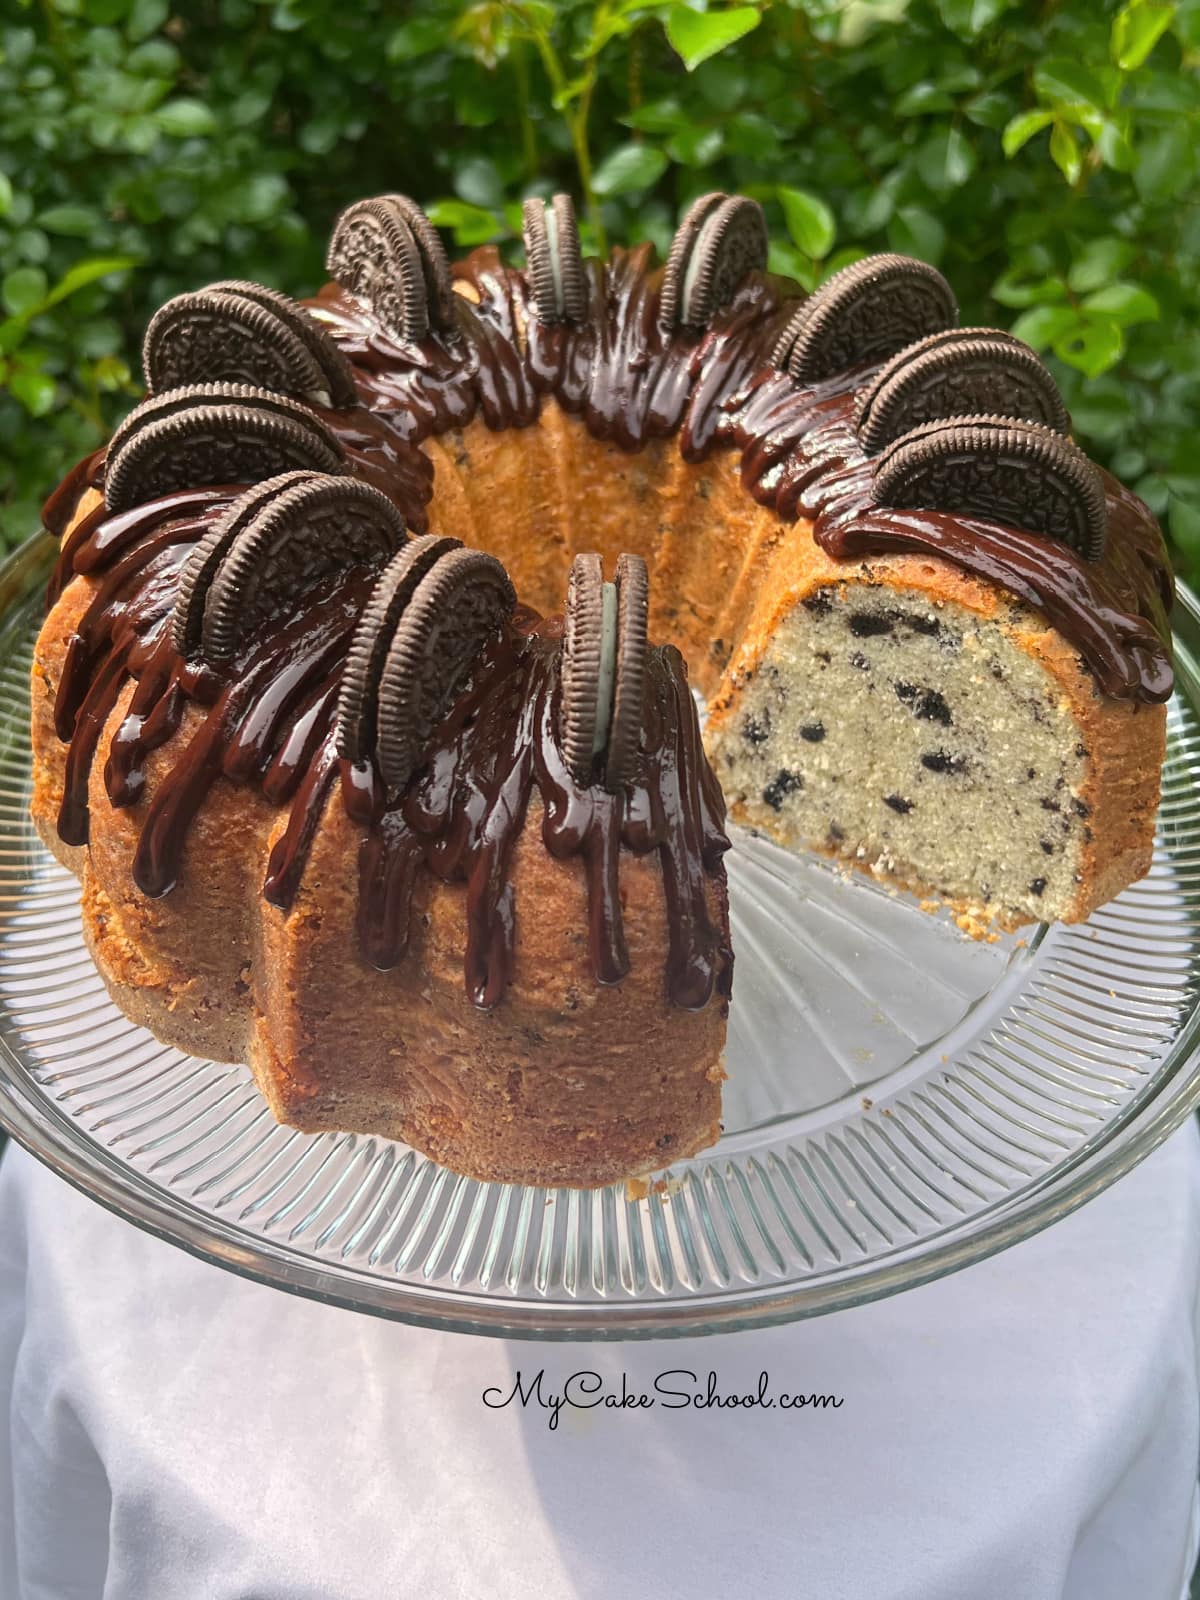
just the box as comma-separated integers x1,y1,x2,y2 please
2,1128,1197,1600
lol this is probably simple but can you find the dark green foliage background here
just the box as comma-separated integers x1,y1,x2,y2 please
1,0,1198,577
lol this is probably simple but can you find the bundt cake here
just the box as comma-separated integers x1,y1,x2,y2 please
30,189,1173,1188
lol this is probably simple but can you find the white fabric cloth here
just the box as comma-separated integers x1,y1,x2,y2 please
0,1129,1198,1600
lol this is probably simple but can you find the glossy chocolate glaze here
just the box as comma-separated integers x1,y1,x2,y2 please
729,366,1173,701
310,244,1172,701
289,618,732,1011
45,405,729,1009
42,242,1173,1010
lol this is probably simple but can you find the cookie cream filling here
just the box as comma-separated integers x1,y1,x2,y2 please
592,579,618,754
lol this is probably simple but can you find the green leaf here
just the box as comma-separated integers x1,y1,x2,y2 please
386,18,443,60
991,269,1067,308
964,90,1013,130
39,205,101,237
85,0,132,22
937,0,1015,33
844,178,897,236
1069,383,1136,443
0,173,13,219
1010,304,1081,347
455,156,504,209
621,98,687,135
591,142,668,197
1135,123,1195,202
227,174,289,223
915,126,976,191
1067,238,1136,293
888,206,946,264
1054,319,1125,377
838,0,912,46
1081,283,1161,325
894,83,955,116
1049,120,1082,184
766,241,819,292
665,6,761,72
1002,109,1054,158
777,186,837,259
126,0,166,40
1033,59,1110,112
1111,0,1176,69
2,267,48,318
9,367,57,416
155,98,217,137
42,255,138,309
1096,117,1136,173
423,200,503,246
666,125,724,167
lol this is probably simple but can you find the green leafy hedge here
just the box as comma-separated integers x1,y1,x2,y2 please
2,0,1198,582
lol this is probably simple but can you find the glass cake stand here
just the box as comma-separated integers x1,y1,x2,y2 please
2,530,1200,1340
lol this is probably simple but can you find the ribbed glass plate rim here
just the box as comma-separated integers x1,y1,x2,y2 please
2,530,1199,1341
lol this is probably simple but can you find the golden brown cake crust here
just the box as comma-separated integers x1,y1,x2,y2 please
33,478,729,1188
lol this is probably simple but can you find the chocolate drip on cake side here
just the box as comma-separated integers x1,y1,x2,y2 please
273,622,733,1012
43,409,730,1010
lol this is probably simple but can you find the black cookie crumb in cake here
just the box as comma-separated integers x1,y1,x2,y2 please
708,582,1092,927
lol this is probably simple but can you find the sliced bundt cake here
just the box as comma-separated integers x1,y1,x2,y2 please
31,189,1172,1185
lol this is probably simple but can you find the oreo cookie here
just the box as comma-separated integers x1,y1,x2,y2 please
606,552,649,791
855,329,1069,455
560,553,605,782
173,472,407,661
107,384,324,468
874,415,1107,562
659,192,768,331
144,280,358,408
144,290,330,406
522,193,587,324
104,390,345,515
771,254,958,384
334,542,515,791
326,194,455,342
373,546,515,791
559,552,650,788
335,533,464,763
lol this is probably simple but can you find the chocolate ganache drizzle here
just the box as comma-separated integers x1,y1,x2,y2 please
312,244,1172,700
43,244,1173,1011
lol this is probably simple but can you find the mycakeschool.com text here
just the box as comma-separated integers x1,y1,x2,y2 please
481,1370,845,1431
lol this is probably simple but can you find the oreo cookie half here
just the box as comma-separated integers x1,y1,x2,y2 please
335,533,464,764
855,328,1070,455
104,392,345,515
107,384,326,469
874,414,1107,562
522,193,587,324
372,546,516,792
173,472,407,661
559,552,650,788
605,552,649,792
771,254,959,384
326,194,455,342
560,553,605,782
143,290,333,406
659,192,768,331
150,284,360,412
